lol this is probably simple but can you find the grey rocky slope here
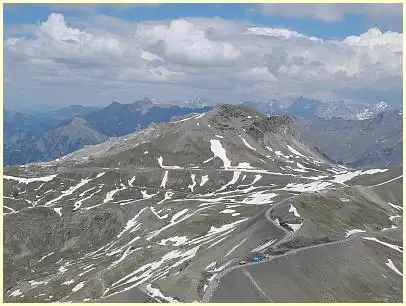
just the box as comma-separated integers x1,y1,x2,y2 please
294,110,402,168
4,100,211,165
242,100,402,168
4,105,402,303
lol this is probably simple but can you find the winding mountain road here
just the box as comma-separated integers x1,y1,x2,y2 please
201,195,401,303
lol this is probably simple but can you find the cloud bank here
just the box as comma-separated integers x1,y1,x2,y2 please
4,13,403,109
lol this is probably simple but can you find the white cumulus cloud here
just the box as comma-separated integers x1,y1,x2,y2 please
4,13,403,109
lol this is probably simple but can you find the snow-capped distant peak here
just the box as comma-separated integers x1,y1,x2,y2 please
356,101,390,120
375,101,389,110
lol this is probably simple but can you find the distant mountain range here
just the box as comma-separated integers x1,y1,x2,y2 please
33,105,102,127
4,97,402,169
4,99,211,165
243,97,399,121
241,98,402,168
5,110,50,145
294,110,402,168
4,105,101,145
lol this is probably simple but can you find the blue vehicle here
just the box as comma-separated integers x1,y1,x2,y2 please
252,256,260,263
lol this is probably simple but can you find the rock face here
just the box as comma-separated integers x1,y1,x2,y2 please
294,110,402,168
3,105,402,303
242,100,402,168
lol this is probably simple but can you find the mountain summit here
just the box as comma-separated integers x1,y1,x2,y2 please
4,104,402,303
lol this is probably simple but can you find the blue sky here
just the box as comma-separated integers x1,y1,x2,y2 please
3,3,403,110
5,3,402,39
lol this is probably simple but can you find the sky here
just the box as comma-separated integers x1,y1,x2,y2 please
4,3,403,111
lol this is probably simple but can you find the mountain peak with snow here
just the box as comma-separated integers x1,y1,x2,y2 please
4,103,402,303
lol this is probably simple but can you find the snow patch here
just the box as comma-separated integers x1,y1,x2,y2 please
62,279,75,285
37,252,55,263
128,176,136,186
242,191,278,205
235,162,253,169
103,186,125,203
157,236,188,247
45,178,91,206
171,113,199,123
252,239,277,253
362,169,388,175
239,135,256,151
72,282,85,292
275,151,293,159
220,209,235,214
9,289,23,297
389,215,401,221
53,207,62,217
96,172,106,178
160,171,169,189
157,191,173,204
188,174,197,192
200,175,209,186
157,156,182,169
345,229,366,238
171,209,189,223
117,207,148,238
287,223,302,233
207,139,231,168
289,204,301,218
282,181,332,192
386,259,402,276
382,225,398,231
146,284,179,303
150,207,168,220
205,262,216,270
287,145,305,157
332,169,388,184
195,113,205,120
4,174,57,184
142,190,156,199
207,219,248,236
219,171,241,191
362,237,403,253
388,202,403,211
